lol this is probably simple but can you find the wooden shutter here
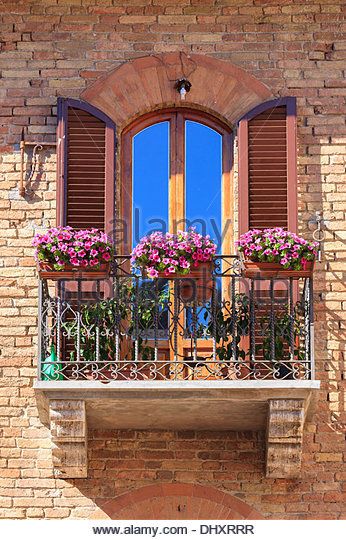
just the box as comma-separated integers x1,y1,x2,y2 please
238,97,297,234
56,98,116,234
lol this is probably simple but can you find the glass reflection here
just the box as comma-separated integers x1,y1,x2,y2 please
185,120,222,251
132,121,169,247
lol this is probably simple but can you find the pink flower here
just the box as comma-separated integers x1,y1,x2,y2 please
131,228,216,276
102,252,111,261
70,258,79,266
148,268,158,278
90,249,98,257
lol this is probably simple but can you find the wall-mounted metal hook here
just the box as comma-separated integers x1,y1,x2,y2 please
19,130,56,197
308,210,326,262
19,129,25,197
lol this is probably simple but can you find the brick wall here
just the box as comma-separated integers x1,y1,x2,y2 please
0,0,345,519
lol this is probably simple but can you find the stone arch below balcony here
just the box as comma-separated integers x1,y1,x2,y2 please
81,52,272,129
92,482,264,520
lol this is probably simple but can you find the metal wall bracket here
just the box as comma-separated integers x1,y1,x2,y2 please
308,211,326,262
19,130,56,197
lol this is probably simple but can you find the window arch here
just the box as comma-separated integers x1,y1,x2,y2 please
121,108,233,255
96,482,264,520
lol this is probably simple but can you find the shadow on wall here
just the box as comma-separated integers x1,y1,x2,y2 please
300,130,346,482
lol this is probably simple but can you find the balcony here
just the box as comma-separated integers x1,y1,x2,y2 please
34,255,320,479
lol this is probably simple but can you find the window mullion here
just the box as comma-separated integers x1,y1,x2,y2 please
169,112,185,233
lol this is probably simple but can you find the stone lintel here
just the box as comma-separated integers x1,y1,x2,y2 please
266,398,305,479
49,399,87,479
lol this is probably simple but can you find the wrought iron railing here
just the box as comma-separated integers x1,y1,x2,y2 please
37,255,314,382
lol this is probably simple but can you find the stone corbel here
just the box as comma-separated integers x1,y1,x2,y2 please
266,398,305,479
49,399,88,479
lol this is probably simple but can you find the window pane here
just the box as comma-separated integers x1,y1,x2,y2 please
185,120,222,251
132,122,169,247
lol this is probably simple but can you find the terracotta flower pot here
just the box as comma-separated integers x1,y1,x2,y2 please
242,260,314,279
37,262,111,280
158,262,214,303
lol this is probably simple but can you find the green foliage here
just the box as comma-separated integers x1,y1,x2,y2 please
259,302,305,362
62,279,169,364
204,294,305,364
204,294,250,361
62,284,306,367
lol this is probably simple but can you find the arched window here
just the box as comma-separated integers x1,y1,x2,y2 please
56,98,297,252
121,109,233,254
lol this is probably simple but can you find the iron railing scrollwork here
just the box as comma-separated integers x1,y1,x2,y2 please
38,255,314,382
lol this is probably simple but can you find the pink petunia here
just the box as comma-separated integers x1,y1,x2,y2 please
148,268,159,278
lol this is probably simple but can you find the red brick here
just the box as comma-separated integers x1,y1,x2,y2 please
0,0,345,522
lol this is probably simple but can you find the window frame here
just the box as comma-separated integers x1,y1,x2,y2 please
121,108,233,255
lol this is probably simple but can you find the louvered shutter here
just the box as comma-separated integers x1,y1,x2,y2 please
238,97,297,234
56,98,116,235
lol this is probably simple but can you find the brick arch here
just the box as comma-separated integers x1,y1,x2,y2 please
81,53,272,129
95,483,264,520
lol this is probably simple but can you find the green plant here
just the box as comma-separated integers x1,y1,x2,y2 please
203,293,251,362
62,279,169,366
131,228,216,278
259,301,305,363
33,226,114,271
203,293,306,366
236,227,318,270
